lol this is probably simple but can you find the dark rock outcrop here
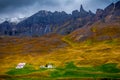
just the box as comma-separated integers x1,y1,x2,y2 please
94,9,104,21
79,5,89,18
72,10,80,19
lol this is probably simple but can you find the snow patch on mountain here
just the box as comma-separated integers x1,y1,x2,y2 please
0,17,26,24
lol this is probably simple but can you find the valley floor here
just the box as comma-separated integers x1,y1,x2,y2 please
0,35,120,80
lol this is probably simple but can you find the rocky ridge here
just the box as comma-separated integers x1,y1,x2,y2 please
0,1,120,37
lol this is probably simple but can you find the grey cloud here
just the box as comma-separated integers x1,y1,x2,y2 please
0,0,59,12
0,0,33,11
75,0,119,12
0,0,119,19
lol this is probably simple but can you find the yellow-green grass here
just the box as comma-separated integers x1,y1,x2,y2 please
0,34,120,79
1,62,120,79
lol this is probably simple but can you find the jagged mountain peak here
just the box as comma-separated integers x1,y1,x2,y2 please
80,4,88,13
34,10,52,17
0,1,120,36
69,1,120,42
79,4,89,17
80,4,84,12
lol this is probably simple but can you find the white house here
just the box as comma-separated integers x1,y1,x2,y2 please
40,64,54,69
16,63,26,69
47,64,53,69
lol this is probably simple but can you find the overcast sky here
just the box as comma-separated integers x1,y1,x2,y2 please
0,0,119,19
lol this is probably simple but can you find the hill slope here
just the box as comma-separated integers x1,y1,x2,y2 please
69,1,120,42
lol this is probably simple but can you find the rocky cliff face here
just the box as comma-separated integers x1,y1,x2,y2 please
0,1,119,36
94,1,120,22
94,9,104,21
69,1,120,42
54,5,95,35
16,10,71,36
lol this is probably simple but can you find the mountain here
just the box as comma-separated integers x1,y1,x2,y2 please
69,1,120,42
0,21,17,35
55,5,95,35
0,4,95,36
15,5,94,36
0,17,26,35
16,11,71,36
0,1,120,37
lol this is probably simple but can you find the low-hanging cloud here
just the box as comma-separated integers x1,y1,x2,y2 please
0,0,119,19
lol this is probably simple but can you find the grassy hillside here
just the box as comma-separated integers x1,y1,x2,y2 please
69,20,120,42
0,33,120,79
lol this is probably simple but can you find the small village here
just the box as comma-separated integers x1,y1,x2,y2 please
16,63,54,69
